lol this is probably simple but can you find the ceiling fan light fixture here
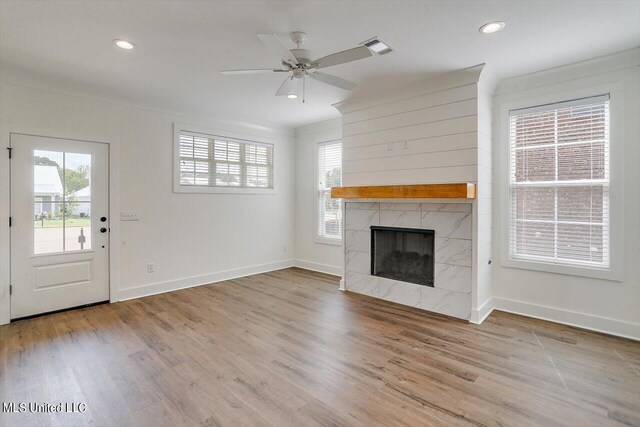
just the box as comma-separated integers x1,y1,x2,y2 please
113,39,136,50
361,37,394,55
479,21,505,34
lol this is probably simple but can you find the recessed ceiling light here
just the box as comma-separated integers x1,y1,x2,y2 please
113,39,136,50
287,94,298,99
479,21,505,34
361,37,395,55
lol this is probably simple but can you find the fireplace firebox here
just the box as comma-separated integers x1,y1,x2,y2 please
371,226,435,287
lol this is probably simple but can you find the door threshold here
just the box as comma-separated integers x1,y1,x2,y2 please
11,300,109,322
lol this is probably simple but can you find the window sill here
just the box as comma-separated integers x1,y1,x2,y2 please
315,237,343,247
501,257,622,282
174,185,276,195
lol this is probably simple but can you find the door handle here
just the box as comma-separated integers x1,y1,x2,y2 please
100,227,107,233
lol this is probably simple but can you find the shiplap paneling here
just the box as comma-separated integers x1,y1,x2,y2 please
342,132,477,162
335,64,485,115
342,78,479,187
344,148,478,174
343,98,477,137
343,115,477,149
343,165,478,186
342,83,478,125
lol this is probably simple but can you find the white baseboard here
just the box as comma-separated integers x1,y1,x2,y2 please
470,298,495,324
491,297,640,341
118,259,295,301
294,259,342,277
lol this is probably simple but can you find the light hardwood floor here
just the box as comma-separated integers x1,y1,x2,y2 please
1,268,639,427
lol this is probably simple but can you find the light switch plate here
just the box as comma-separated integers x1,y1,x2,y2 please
121,212,140,221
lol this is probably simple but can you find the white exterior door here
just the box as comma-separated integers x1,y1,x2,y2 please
10,134,110,319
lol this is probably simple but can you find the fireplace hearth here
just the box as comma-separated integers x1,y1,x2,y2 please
371,226,435,287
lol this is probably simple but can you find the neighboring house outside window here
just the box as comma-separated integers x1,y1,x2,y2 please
34,165,63,216
508,95,610,270
317,141,342,243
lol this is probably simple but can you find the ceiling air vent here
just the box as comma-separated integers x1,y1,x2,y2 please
361,37,395,55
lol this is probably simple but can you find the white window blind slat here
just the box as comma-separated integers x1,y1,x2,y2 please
179,131,273,189
509,96,610,269
318,141,342,241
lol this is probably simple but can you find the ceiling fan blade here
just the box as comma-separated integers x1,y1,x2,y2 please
308,71,357,90
311,46,372,69
257,34,299,66
220,69,289,75
275,76,299,96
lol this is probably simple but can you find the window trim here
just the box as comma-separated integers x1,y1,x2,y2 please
173,123,276,194
498,83,624,281
316,139,343,245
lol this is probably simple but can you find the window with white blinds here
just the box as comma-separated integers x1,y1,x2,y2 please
508,95,610,269
178,131,273,189
317,141,342,241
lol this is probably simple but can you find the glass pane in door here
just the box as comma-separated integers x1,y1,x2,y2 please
34,150,64,254
63,152,91,199
64,152,92,251
34,202,64,254
65,203,92,251
33,150,92,253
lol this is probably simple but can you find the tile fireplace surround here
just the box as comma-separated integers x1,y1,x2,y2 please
344,201,472,320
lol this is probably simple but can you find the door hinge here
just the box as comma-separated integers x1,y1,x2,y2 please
7,147,12,159
9,217,12,227
9,285,12,296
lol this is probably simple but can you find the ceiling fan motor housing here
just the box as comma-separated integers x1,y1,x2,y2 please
291,49,312,66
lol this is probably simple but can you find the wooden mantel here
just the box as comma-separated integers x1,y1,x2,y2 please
331,183,476,199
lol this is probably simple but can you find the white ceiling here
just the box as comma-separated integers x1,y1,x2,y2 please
1,0,638,129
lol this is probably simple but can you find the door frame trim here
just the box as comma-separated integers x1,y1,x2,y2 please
1,131,120,324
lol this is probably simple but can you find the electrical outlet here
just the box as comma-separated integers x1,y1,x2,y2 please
147,263,155,273
121,212,140,221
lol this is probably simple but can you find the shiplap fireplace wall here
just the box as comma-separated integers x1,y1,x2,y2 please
334,65,495,322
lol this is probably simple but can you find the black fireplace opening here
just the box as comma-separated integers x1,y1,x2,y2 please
371,226,435,287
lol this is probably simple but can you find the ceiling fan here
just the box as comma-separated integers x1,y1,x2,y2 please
221,32,376,102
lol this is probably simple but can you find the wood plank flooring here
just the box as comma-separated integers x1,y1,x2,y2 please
1,267,638,427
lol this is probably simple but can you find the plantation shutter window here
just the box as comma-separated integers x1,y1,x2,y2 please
508,95,610,269
318,141,342,241
179,131,273,189
245,144,271,187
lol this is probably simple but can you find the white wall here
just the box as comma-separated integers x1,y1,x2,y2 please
0,82,296,323
294,118,343,275
491,49,640,339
